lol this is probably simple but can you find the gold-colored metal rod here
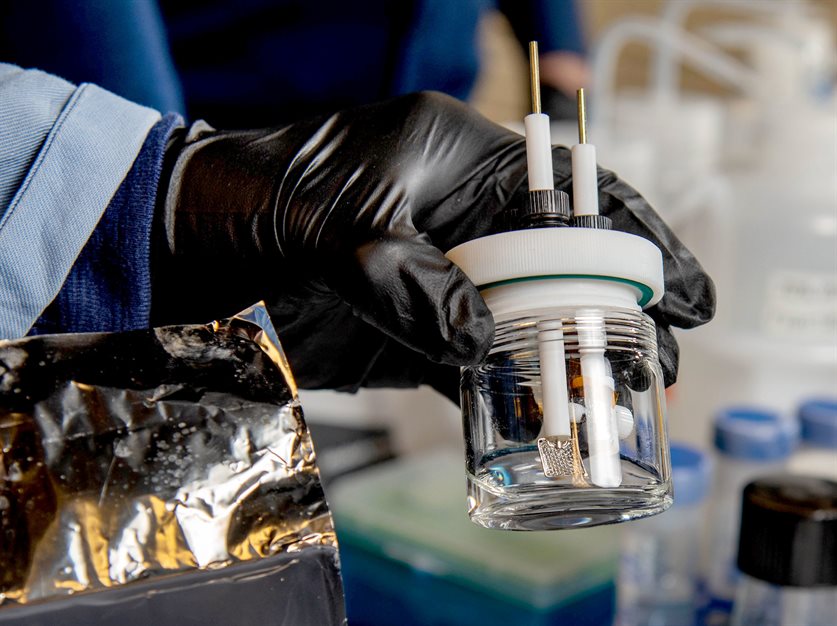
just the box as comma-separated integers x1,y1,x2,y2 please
577,88,587,144
529,41,541,114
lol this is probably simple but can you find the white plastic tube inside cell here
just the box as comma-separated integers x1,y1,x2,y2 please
577,310,621,488
537,320,571,438
525,42,572,441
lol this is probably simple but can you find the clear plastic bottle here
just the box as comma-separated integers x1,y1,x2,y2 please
702,408,798,624
788,398,837,480
448,222,671,531
616,442,712,626
730,476,837,626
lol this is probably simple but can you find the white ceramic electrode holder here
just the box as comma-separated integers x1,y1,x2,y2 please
524,113,555,191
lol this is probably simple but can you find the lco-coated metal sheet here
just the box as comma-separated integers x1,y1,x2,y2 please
0,304,344,624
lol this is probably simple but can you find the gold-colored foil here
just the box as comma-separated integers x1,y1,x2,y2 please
0,303,337,607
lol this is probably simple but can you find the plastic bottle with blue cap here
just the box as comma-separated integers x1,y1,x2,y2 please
616,442,713,626
788,398,837,480
702,407,798,624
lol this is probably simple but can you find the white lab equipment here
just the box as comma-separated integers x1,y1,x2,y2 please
591,15,749,226
446,47,671,530
589,0,837,447
524,43,574,448
616,443,713,626
588,17,741,394
653,0,834,100
788,398,837,480
570,87,622,490
674,97,837,445
730,476,837,626
703,407,798,624
449,230,670,529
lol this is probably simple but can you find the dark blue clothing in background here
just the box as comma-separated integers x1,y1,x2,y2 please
165,0,586,127
2,0,584,127
0,1,185,114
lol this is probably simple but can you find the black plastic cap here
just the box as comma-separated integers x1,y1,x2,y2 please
520,189,571,229
571,214,613,230
737,475,837,587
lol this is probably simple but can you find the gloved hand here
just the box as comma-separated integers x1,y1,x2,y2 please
151,92,714,402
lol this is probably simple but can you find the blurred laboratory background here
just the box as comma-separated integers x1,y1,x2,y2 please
299,1,837,624
5,0,833,624
304,0,837,455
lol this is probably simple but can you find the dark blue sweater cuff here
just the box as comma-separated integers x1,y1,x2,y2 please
32,112,184,335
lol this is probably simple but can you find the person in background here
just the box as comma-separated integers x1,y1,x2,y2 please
0,0,589,126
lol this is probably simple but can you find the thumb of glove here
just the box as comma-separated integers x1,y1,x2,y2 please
319,233,494,366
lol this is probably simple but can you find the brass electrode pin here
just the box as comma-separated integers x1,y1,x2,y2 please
529,41,541,114
577,88,587,144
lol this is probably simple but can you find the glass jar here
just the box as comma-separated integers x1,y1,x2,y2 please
460,303,672,530
446,221,670,531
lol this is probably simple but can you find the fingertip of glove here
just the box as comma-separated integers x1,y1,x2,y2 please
692,273,717,325
437,279,495,366
656,324,680,388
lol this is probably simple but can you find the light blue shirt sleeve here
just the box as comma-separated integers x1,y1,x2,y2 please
0,63,161,339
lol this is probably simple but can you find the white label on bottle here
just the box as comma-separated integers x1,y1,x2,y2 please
762,271,837,339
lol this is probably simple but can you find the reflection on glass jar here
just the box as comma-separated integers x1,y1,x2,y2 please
461,307,672,530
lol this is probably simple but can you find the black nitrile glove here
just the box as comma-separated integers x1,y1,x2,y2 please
151,92,714,402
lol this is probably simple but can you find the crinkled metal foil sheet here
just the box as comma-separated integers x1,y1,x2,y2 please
0,304,344,622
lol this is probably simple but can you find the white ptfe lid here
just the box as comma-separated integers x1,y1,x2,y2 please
446,227,665,309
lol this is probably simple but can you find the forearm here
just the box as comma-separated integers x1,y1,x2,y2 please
0,63,164,338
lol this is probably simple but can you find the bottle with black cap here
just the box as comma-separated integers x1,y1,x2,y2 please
703,407,798,623
731,475,837,626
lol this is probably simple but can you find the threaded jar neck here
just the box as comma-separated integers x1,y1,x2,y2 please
491,308,658,360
